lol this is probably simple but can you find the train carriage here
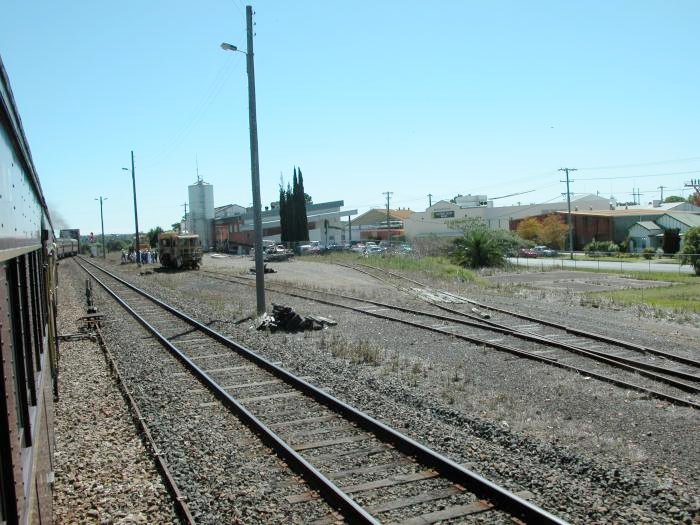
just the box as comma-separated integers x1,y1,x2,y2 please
0,56,59,524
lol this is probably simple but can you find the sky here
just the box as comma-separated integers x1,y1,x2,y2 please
2,0,699,235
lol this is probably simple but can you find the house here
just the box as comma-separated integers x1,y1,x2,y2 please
350,208,414,241
628,221,664,251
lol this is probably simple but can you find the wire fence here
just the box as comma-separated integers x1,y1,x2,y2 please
510,252,700,274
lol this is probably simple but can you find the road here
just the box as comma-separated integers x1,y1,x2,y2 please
507,256,696,274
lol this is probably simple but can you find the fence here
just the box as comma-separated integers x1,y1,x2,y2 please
510,252,699,274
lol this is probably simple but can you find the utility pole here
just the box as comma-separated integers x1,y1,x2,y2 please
123,151,141,268
383,191,393,246
246,5,265,315
428,193,432,207
220,5,264,314
95,196,107,258
685,179,700,206
658,186,666,202
559,168,576,260
182,202,188,232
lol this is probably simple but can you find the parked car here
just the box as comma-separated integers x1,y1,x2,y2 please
518,247,538,258
364,246,386,255
533,245,557,257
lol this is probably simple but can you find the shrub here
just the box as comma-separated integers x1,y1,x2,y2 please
452,229,505,269
680,227,700,275
584,240,619,257
642,247,655,260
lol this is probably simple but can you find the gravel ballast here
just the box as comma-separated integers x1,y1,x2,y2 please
63,255,699,523
53,261,178,523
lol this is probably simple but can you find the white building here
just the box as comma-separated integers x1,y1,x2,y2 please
404,194,612,239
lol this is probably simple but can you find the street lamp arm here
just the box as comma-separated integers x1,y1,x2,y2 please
221,42,245,54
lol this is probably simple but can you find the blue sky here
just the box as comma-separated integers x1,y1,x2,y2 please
2,1,699,235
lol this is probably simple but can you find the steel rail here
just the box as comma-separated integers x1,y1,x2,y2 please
94,325,196,525
77,260,379,524
78,257,569,524
194,268,699,409
355,262,700,369
200,270,700,390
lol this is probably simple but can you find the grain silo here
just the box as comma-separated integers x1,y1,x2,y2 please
188,178,214,250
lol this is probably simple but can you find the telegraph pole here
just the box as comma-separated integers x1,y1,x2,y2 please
182,202,188,232
95,196,107,258
246,5,265,315
428,193,432,207
383,191,393,246
658,186,666,202
559,168,576,260
130,151,141,267
685,179,700,204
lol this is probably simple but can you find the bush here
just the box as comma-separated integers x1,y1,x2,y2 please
451,229,505,269
680,227,700,275
584,240,619,257
642,247,655,260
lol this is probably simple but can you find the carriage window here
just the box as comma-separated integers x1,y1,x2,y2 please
7,258,33,447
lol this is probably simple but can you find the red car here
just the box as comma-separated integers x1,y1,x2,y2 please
518,248,538,258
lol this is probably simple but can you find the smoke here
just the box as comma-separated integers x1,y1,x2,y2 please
47,201,68,230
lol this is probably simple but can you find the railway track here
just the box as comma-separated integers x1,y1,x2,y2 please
76,257,567,524
193,266,699,410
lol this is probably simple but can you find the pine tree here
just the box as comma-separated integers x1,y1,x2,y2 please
279,184,287,243
286,183,295,242
297,168,309,241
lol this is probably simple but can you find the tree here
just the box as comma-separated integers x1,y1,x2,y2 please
680,227,700,275
279,184,288,243
539,214,568,249
171,222,181,233
662,228,680,254
689,192,700,206
278,167,310,243
664,195,685,203
516,217,542,243
452,229,505,269
147,226,163,248
296,168,309,241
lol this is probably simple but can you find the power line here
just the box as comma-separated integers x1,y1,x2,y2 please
575,169,700,181
578,156,700,171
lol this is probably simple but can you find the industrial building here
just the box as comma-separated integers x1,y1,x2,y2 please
188,178,214,249
403,194,612,239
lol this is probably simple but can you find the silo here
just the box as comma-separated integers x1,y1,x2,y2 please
188,179,214,250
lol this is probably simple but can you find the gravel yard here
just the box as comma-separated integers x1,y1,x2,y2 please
58,254,699,523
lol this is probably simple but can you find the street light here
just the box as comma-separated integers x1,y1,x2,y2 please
122,150,141,267
95,196,108,258
221,5,266,316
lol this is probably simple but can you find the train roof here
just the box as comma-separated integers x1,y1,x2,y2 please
0,54,53,232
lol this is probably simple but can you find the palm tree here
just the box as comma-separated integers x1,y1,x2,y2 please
452,229,505,269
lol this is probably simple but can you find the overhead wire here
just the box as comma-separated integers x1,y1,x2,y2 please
578,156,700,171
139,55,242,170
575,169,700,181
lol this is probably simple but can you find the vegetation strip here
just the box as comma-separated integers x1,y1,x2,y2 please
78,257,568,525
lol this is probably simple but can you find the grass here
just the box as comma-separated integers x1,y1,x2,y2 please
582,270,700,314
322,252,480,283
320,333,383,366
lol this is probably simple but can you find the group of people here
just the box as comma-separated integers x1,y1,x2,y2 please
121,247,158,265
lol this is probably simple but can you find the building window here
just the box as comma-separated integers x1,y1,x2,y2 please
432,210,454,219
